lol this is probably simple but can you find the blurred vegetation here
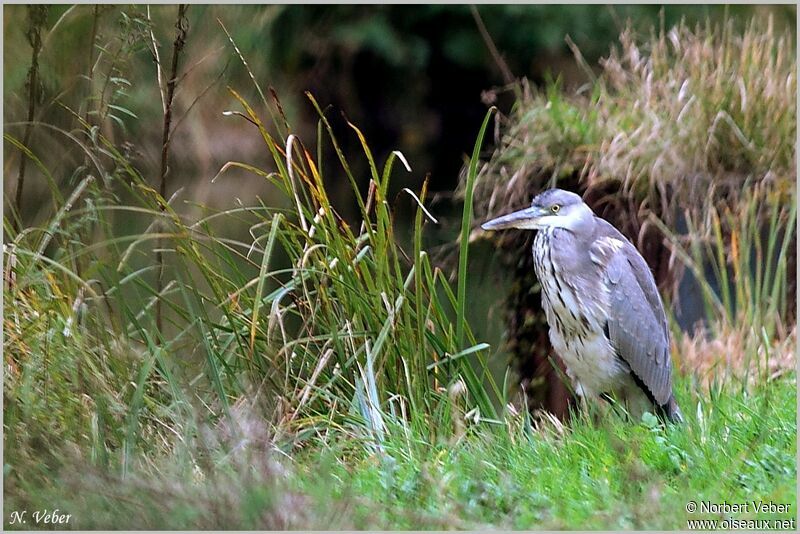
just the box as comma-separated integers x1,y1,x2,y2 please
5,5,795,219
3,4,797,530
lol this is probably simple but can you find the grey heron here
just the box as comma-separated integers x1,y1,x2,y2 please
482,188,683,423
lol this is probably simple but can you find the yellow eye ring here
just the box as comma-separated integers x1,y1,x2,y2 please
551,205,560,213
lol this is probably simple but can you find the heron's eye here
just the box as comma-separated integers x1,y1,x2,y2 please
551,204,560,213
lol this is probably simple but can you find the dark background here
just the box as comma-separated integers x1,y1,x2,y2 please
6,5,794,224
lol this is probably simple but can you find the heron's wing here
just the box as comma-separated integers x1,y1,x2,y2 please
601,242,673,406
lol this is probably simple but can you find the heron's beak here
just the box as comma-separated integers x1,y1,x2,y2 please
481,206,546,231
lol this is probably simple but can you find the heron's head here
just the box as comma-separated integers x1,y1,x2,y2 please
481,188,593,232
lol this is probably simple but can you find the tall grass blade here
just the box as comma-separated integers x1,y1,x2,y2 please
457,107,496,348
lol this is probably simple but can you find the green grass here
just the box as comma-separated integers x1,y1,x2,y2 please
4,374,795,529
308,376,796,530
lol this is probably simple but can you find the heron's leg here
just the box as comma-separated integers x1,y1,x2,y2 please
621,385,656,423
589,392,618,423
566,396,591,425
567,387,604,426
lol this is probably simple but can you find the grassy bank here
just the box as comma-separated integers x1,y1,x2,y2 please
5,373,795,529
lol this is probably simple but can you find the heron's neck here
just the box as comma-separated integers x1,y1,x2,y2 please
547,215,595,246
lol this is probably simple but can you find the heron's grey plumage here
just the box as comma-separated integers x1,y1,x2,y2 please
482,188,683,423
